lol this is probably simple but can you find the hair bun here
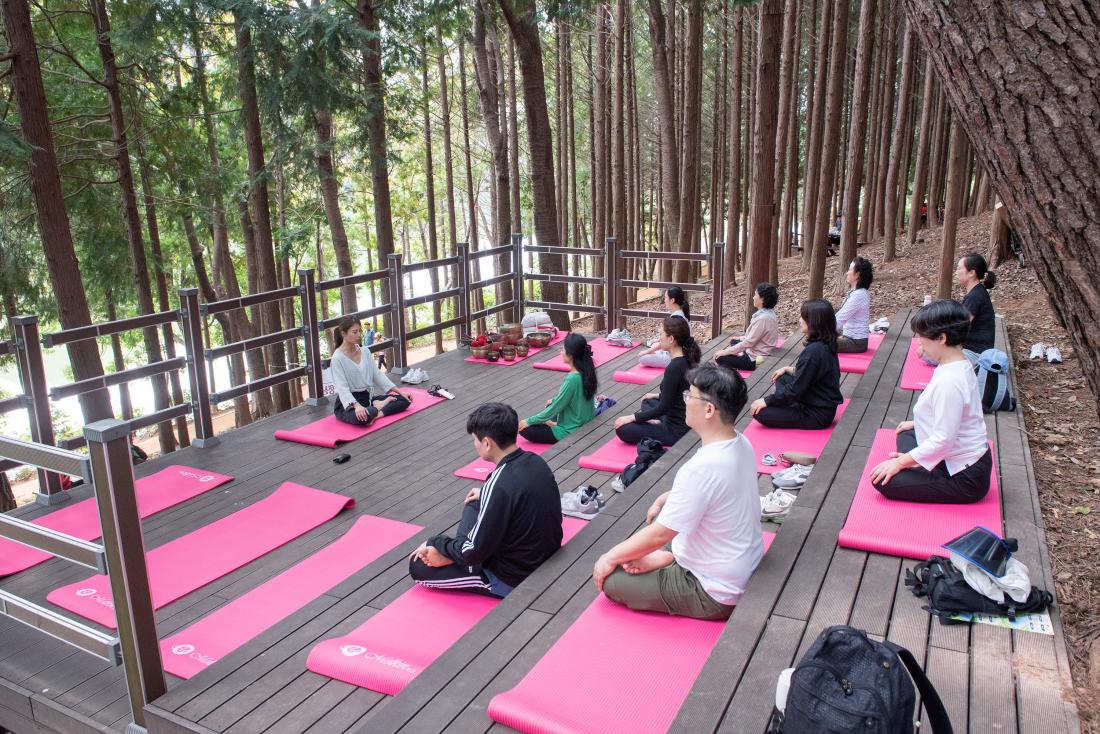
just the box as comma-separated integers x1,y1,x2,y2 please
585,344,593,357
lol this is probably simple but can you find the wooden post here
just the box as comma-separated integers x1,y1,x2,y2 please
387,253,408,372
710,242,725,339
298,269,325,405
605,237,619,330
84,419,166,727
11,315,64,503
511,232,525,322
456,243,471,340
178,289,218,447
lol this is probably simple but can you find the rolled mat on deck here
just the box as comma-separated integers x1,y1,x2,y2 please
273,387,446,447
0,465,233,578
837,428,1001,560
305,517,588,695
578,436,670,474
741,400,849,474
837,332,885,374
465,331,568,366
47,482,355,628
899,337,936,391
534,338,640,372
486,532,774,734
160,514,421,679
612,362,665,385
454,437,552,480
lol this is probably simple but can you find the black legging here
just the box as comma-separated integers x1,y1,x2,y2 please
754,402,837,430
837,336,869,353
408,500,501,598
520,423,558,444
873,429,992,504
717,338,756,372
334,389,411,426
616,399,688,446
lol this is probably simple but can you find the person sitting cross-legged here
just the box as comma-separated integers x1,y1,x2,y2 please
594,364,765,620
408,403,563,598
714,282,780,371
330,317,412,426
518,333,597,444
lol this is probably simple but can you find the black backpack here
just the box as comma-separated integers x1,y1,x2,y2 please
906,555,1052,624
619,438,667,488
769,625,952,734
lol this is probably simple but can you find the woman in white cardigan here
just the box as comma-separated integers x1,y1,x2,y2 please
330,318,413,426
869,300,992,503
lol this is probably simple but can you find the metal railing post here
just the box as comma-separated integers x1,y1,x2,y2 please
84,419,166,728
178,289,218,447
511,233,525,323
710,241,725,340
387,253,408,373
298,269,325,405
456,243,470,341
604,237,620,330
11,315,65,503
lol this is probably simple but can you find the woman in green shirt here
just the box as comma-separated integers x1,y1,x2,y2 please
519,333,598,444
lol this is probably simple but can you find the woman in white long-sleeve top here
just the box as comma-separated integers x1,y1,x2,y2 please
834,257,873,353
868,300,992,503
329,318,413,426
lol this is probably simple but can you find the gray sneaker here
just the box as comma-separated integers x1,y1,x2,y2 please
561,486,602,519
771,464,812,490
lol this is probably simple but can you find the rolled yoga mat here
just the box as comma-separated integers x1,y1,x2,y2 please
899,337,936,391
0,465,233,578
741,399,850,475
534,338,639,372
47,482,354,628
305,517,587,695
612,362,665,385
274,387,446,447
160,514,421,679
454,438,552,480
837,428,1001,560
836,332,885,374
578,436,670,474
464,331,568,366
487,532,774,734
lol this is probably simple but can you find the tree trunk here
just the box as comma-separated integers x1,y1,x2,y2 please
871,9,898,238
646,0,682,260
906,55,936,245
800,0,833,267
672,0,704,284
745,0,782,321
838,0,877,276
104,290,133,420
936,119,969,298
457,39,487,330
883,24,916,261
506,35,522,236
421,53,444,354
314,108,356,314
611,0,627,289
769,0,799,283
779,0,804,261
723,7,742,287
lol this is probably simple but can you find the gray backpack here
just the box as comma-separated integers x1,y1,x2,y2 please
974,348,1015,413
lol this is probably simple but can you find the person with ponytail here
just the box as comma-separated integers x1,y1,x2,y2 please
615,316,701,446
519,333,598,444
638,286,691,368
956,252,997,354
329,318,412,427
749,299,843,430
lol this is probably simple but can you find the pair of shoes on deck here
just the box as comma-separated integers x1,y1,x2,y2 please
772,463,812,490
760,488,796,522
401,367,430,384
1029,342,1063,363
561,485,604,520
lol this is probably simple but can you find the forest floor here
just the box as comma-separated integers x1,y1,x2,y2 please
584,210,1099,728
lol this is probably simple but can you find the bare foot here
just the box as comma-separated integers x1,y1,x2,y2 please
623,550,675,575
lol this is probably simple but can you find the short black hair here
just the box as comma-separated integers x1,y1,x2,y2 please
466,403,518,447
910,299,972,347
801,298,838,353
687,363,747,426
756,282,779,309
850,257,874,290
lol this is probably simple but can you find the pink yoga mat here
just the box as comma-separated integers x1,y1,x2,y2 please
612,363,665,385
465,331,568,366
160,514,421,679
47,483,354,628
0,465,233,578
454,438,552,480
837,333,884,374
305,517,587,694
534,338,639,372
487,532,774,734
838,428,1001,560
578,437,669,474
274,388,446,447
899,338,936,391
742,400,850,474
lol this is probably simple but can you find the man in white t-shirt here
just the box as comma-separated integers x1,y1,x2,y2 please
594,363,764,619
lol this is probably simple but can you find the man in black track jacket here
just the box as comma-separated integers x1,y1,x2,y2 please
408,403,563,597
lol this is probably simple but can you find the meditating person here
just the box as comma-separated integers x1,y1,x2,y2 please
330,317,412,427
594,364,764,620
749,298,843,430
638,286,691,368
715,282,780,371
835,257,873,353
409,403,563,597
957,251,997,355
518,333,597,444
869,300,992,503
614,316,701,446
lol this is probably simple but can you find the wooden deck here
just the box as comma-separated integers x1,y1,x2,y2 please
0,317,1078,734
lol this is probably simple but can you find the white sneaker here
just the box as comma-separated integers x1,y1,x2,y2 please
610,475,626,493
771,464,812,490
760,489,796,520
561,487,603,519
1029,342,1045,360
1045,346,1062,364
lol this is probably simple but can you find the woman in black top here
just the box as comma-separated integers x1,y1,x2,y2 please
614,316,701,445
956,252,996,354
750,299,843,430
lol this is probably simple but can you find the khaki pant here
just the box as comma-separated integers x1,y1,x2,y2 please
603,559,734,620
